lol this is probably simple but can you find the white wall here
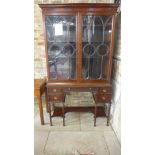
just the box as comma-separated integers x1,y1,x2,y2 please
111,12,121,143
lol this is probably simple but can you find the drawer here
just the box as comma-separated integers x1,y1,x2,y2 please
97,94,112,103
64,87,97,92
87,87,98,91
49,94,65,102
48,87,63,93
98,87,112,94
64,87,72,91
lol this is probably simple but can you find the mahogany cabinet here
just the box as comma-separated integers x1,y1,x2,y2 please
39,3,119,119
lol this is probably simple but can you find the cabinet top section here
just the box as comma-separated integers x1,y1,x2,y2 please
39,3,119,7
39,3,119,14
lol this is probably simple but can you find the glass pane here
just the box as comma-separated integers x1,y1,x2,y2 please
45,16,76,80
82,16,112,80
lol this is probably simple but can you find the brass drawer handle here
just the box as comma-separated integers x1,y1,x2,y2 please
89,88,92,90
102,96,106,100
54,97,57,100
102,89,107,92
68,88,70,90
53,89,57,92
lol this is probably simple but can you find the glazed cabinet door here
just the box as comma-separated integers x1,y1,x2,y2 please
82,15,113,80
45,15,77,80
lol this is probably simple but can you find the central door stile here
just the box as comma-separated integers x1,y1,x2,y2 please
77,12,82,82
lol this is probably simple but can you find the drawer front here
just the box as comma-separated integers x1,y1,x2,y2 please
64,87,97,92
49,94,64,102
97,94,112,103
98,87,112,94
48,87,63,93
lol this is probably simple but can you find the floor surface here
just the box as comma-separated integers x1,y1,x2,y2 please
34,99,121,155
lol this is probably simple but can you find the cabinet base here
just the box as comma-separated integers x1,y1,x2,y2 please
52,106,106,117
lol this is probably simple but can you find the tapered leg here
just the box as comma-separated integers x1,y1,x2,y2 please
45,87,49,113
37,96,44,125
62,104,65,126
107,102,111,126
94,104,97,127
49,103,52,126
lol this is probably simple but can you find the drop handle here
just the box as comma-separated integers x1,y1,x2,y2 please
102,96,106,100
54,97,57,100
53,89,57,92
102,89,107,92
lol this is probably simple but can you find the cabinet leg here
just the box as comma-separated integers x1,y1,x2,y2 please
37,96,44,125
107,102,111,126
49,114,52,126
94,104,97,127
62,105,65,126
49,103,52,126
45,87,49,113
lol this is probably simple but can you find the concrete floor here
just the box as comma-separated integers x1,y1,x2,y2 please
34,100,121,155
